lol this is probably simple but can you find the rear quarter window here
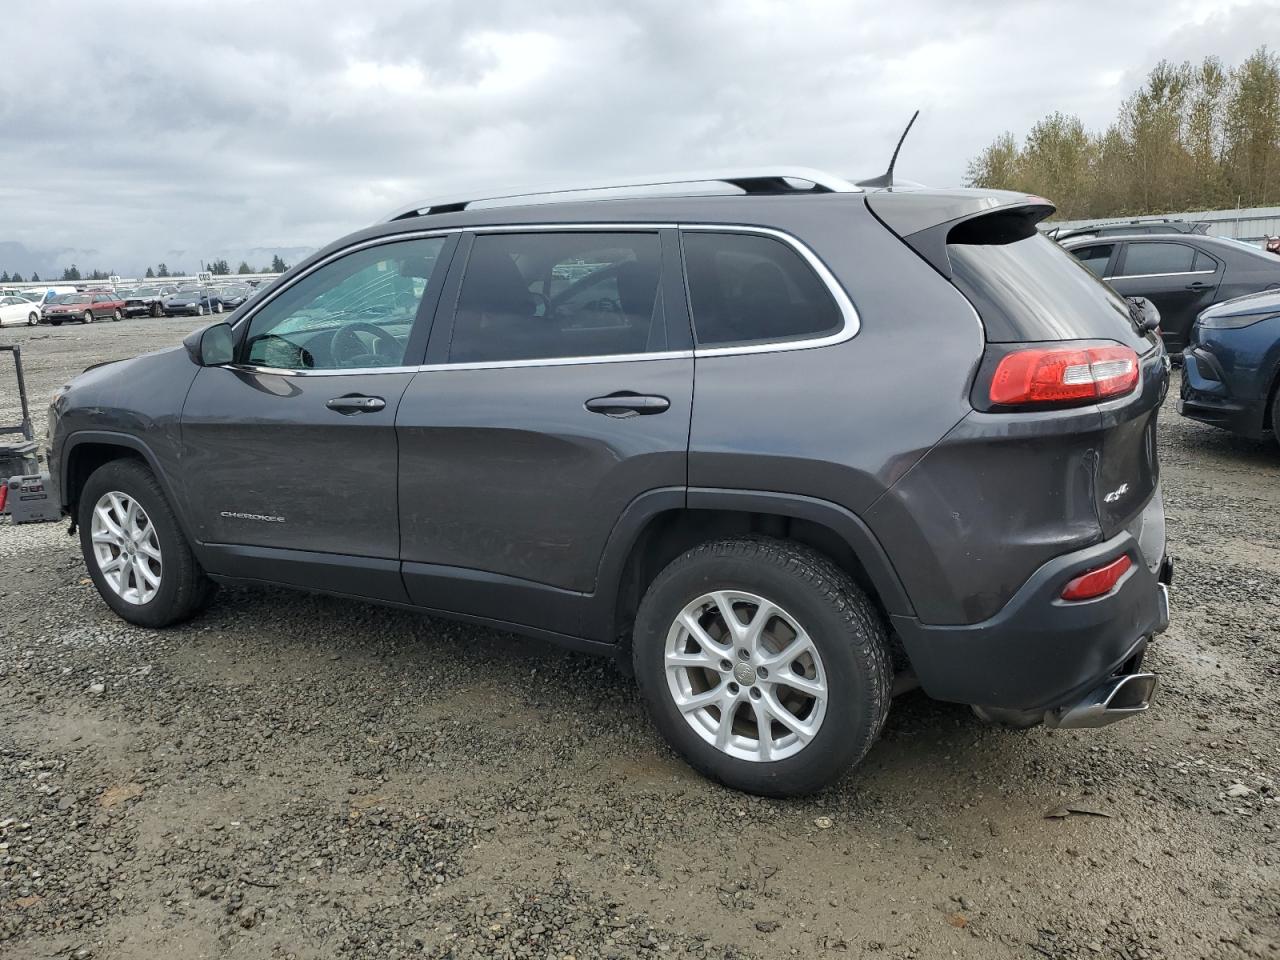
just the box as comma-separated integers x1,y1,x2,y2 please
682,231,842,348
948,227,1146,346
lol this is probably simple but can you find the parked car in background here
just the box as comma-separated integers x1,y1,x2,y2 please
41,292,125,325
1266,236,1280,256
1064,233,1280,355
162,288,223,317
22,285,79,305
46,169,1172,797
1180,289,1280,444
1051,219,1209,244
0,295,41,326
217,284,252,309
118,286,167,318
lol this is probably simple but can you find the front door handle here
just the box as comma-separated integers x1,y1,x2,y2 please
326,394,386,414
584,393,670,418
1185,281,1213,290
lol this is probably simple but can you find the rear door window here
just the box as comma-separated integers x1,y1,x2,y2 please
448,232,663,363
1117,242,1196,277
1069,243,1115,277
681,231,842,347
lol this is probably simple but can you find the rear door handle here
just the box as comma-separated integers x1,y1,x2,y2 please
584,393,670,418
326,394,386,414
1185,281,1213,290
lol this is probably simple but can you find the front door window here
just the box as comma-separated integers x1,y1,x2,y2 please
242,236,448,370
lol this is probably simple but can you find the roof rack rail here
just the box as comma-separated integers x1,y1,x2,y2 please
380,167,862,222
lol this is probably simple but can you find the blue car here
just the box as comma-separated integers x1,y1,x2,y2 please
1179,288,1280,444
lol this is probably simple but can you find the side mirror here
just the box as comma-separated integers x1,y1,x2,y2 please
183,322,234,366
1127,296,1161,333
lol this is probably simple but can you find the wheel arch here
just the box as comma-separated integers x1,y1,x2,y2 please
593,487,914,649
60,432,194,540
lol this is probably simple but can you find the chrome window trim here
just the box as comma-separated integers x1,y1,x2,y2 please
1106,269,1216,280
417,350,693,373
218,363,422,378
228,221,859,378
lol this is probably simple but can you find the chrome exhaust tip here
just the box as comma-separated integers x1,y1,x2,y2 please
1045,672,1158,729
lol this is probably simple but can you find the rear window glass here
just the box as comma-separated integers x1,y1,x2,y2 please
948,231,1144,345
682,232,842,347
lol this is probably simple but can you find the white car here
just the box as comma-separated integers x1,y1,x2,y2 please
0,295,41,326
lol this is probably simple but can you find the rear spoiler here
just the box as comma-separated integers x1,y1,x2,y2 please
865,189,1056,278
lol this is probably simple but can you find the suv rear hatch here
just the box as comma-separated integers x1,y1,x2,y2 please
866,189,1167,622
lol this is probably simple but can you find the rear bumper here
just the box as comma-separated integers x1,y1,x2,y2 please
892,528,1172,712
1178,352,1267,439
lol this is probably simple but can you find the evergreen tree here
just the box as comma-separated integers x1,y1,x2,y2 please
145,267,155,279
157,263,170,278
62,265,82,281
1,272,9,283
270,254,288,273
31,272,39,283
10,272,21,283
237,261,252,274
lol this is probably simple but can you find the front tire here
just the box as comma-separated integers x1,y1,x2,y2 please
213,301,223,314
81,310,93,324
150,302,162,318
78,459,215,628
27,312,38,326
632,537,891,797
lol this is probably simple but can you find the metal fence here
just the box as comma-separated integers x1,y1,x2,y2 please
1046,206,1280,246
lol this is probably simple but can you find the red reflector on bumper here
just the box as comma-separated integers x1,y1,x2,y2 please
1061,555,1132,601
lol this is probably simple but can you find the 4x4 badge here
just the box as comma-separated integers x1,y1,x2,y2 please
1103,483,1130,504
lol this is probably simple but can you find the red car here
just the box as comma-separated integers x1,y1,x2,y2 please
41,291,126,325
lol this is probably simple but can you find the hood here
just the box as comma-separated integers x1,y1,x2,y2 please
1198,288,1280,325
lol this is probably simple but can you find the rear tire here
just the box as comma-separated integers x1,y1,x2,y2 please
112,309,122,322
632,537,891,797
1272,383,1280,447
78,459,215,628
150,302,162,318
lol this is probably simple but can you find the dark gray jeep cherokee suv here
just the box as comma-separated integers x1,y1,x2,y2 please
48,168,1172,796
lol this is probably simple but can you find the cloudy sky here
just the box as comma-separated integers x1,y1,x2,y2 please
2,0,1275,279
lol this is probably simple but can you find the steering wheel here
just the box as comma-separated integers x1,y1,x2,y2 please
329,322,402,366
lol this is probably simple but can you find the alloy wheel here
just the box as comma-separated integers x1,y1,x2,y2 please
90,491,163,605
664,590,828,762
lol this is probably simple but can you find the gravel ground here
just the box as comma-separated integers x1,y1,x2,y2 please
1,318,1277,960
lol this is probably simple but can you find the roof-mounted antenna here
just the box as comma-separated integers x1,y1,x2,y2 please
856,110,919,189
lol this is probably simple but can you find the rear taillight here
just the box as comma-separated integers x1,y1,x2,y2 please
1061,554,1132,601
990,344,1139,407
0,481,7,514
